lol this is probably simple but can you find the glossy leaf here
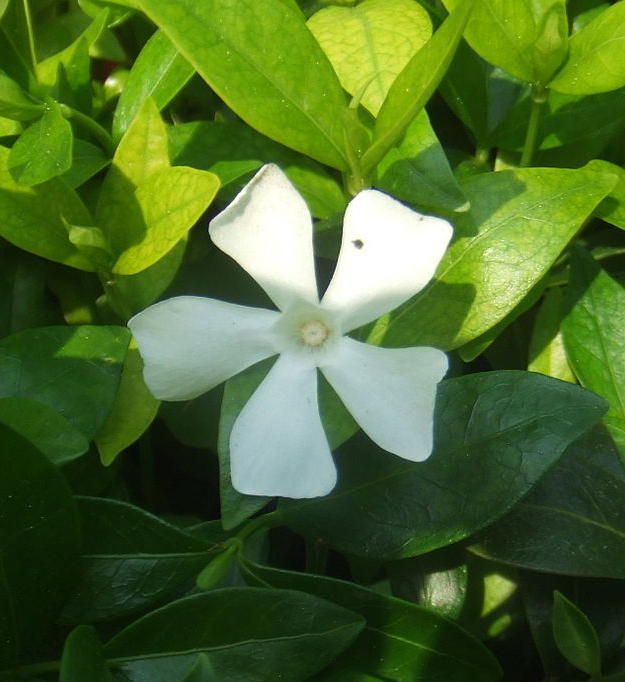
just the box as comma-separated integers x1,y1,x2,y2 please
0,325,129,440
0,145,96,271
95,341,160,465
0,424,80,666
280,371,607,559
473,427,625,578
103,588,365,681
0,69,44,120
550,1,625,95
135,0,350,170
60,625,112,682
307,0,431,115
62,497,212,623
552,591,602,676
361,0,474,175
368,166,615,350
562,247,625,460
112,29,194,142
240,557,502,682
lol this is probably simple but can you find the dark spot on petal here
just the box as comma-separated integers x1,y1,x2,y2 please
352,239,364,249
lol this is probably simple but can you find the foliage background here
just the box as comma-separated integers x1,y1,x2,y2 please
2,0,625,680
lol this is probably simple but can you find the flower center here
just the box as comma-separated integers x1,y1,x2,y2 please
300,319,328,347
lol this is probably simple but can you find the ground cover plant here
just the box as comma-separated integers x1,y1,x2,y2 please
2,0,625,680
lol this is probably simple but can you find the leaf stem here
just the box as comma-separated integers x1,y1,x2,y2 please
59,103,115,156
305,537,328,574
21,0,37,75
99,272,133,322
236,511,282,542
520,85,547,168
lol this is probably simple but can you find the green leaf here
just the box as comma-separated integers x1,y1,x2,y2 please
95,340,160,465
369,166,615,350
0,396,89,465
552,591,602,676
112,29,194,142
528,287,575,382
361,0,475,176
532,1,568,85
473,427,625,578
134,0,350,170
169,120,347,219
0,69,44,120
103,588,365,681
0,325,129,441
0,145,96,270
280,371,607,559
60,625,112,682
562,247,625,462
307,0,431,116
63,138,110,188
442,0,536,82
589,158,625,230
178,655,218,682
111,165,219,275
550,1,625,95
0,423,80,666
62,496,213,623
240,558,502,682
374,109,468,215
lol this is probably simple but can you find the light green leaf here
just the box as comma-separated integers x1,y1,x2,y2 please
0,424,80,666
552,591,602,677
0,69,44,120
280,371,606,559
96,341,160,465
241,558,502,682
307,0,431,115
112,29,194,142
589,158,625,229
0,396,89,465
134,0,350,170
60,626,112,682
532,1,568,85
0,145,96,271
442,0,536,82
550,1,625,94
369,166,615,350
361,0,475,176
528,287,575,382
562,247,625,462
111,166,219,274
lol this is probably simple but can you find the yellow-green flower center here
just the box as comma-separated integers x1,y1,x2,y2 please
300,320,328,347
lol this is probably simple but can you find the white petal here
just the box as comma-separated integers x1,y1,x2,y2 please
321,190,453,332
209,164,319,310
319,337,448,461
128,296,279,401
230,353,336,498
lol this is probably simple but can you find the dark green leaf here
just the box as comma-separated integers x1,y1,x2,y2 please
0,325,129,440
473,427,625,578
135,0,350,170
280,371,607,559
562,247,625,461
60,625,112,682
0,424,80,666
0,69,44,120
103,588,365,682
240,558,501,682
552,591,602,676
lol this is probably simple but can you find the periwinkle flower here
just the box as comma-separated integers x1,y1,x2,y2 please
129,165,452,498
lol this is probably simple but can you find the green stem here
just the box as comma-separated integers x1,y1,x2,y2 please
59,104,115,156
520,85,547,167
236,511,282,542
21,0,37,75
474,146,491,169
139,431,156,511
305,537,328,574
99,272,133,322
0,658,61,679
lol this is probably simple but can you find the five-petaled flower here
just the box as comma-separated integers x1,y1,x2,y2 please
129,165,452,498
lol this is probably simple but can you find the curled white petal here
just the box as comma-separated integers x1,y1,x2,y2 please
209,164,319,310
129,296,279,401
319,337,448,461
230,353,336,498
321,190,453,332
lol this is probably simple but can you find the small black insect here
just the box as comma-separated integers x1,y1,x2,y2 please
352,239,364,249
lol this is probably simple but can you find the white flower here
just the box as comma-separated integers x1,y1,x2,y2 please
129,164,452,499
